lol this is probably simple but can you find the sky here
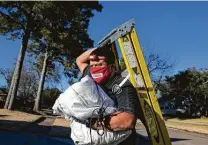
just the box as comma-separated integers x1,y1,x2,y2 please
1,1,208,90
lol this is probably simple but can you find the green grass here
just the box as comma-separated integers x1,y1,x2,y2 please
166,118,208,125
165,117,208,134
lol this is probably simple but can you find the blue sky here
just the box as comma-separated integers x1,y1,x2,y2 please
1,1,208,89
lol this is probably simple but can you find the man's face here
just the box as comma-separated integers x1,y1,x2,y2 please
89,55,108,68
89,55,113,84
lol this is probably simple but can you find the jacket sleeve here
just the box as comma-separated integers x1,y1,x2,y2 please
115,80,140,118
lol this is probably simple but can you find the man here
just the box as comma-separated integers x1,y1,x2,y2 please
76,45,140,145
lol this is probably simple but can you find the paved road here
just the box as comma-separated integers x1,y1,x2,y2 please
168,128,208,145
136,123,208,145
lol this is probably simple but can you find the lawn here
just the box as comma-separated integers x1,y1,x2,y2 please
0,109,42,131
165,117,208,134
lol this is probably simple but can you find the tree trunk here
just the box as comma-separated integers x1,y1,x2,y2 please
33,52,48,112
8,25,30,110
4,72,15,108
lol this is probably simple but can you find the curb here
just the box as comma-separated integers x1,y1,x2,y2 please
166,126,208,136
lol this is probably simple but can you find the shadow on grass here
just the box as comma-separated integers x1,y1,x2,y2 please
164,115,204,121
16,107,47,115
0,115,9,118
0,119,74,145
177,116,202,120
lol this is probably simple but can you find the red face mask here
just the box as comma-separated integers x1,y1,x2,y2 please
90,66,112,84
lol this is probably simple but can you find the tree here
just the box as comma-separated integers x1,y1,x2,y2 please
0,2,37,109
41,88,62,109
145,52,173,89
0,61,63,110
0,66,39,108
33,52,48,111
0,1,102,110
27,2,103,111
159,68,208,117
118,50,173,88
0,68,13,89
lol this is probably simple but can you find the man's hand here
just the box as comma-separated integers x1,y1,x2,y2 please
106,111,136,131
91,111,136,132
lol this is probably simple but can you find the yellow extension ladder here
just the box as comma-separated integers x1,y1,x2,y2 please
98,19,172,145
